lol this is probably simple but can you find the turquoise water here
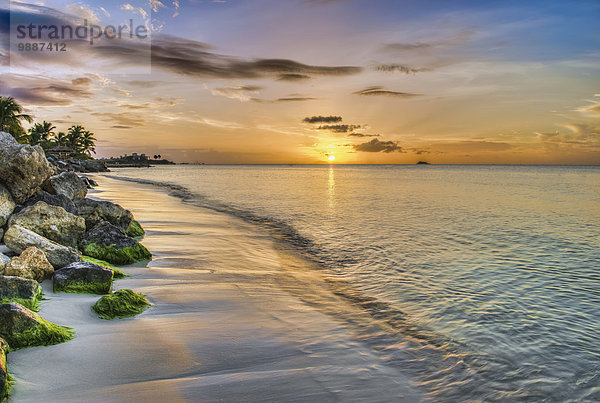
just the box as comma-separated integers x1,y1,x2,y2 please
110,165,600,401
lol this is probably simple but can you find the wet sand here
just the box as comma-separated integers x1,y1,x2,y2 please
8,174,419,402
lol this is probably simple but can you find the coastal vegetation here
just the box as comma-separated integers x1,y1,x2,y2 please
91,289,151,320
0,97,96,159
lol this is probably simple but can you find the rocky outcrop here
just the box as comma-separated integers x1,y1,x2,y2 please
0,131,54,204
0,183,15,227
0,337,8,400
3,247,54,282
42,171,87,200
8,201,86,248
74,198,133,231
3,225,80,269
126,220,145,237
0,276,43,311
53,261,113,294
14,191,77,215
0,253,10,272
0,302,74,349
79,222,151,265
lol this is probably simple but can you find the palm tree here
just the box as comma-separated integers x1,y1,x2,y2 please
81,130,96,156
0,97,33,140
28,121,56,148
66,125,85,154
55,131,67,146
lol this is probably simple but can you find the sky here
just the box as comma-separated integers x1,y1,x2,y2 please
0,0,599,164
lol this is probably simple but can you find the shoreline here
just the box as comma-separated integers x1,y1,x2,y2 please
8,173,420,401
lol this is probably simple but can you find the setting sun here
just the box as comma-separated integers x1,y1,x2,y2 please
328,155,336,162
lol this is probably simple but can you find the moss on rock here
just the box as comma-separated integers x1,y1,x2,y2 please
81,255,128,279
0,338,8,401
126,220,145,238
92,289,151,320
82,242,151,265
0,286,43,312
0,303,74,350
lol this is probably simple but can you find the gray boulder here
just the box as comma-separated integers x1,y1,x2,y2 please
0,132,54,204
74,198,133,231
42,171,87,200
79,221,151,265
53,261,113,294
14,191,77,215
0,253,9,271
3,246,54,282
3,225,80,269
0,183,15,227
8,201,86,248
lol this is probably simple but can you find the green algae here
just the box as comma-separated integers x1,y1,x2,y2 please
0,346,8,401
81,255,129,279
126,220,145,238
82,242,152,265
0,287,43,312
53,280,112,295
2,317,74,350
92,289,151,320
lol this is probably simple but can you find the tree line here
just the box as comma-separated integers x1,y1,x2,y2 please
0,96,96,158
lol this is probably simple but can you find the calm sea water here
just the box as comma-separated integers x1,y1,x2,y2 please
109,165,600,401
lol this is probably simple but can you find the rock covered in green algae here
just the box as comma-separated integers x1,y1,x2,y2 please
53,261,113,294
8,201,86,248
4,225,81,269
74,198,133,231
79,221,151,265
81,256,128,279
92,289,151,320
0,276,43,311
3,246,54,283
0,337,8,401
126,219,145,238
0,303,74,350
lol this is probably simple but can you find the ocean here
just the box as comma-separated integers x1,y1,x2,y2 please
108,164,600,401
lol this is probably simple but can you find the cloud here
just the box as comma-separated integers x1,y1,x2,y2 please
375,64,429,74
211,85,262,101
348,132,380,137
303,115,342,123
277,73,312,81
0,74,93,106
318,124,361,133
91,36,362,80
71,77,92,86
381,31,474,54
353,86,423,98
352,138,403,153
91,112,145,127
276,97,316,102
111,125,132,129
121,4,148,19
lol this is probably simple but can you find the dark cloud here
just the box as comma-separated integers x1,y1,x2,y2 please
318,124,361,133
303,115,342,123
278,73,312,81
353,138,403,153
348,132,380,137
276,97,316,102
0,75,92,106
375,64,429,74
353,86,422,98
111,125,132,129
381,32,474,54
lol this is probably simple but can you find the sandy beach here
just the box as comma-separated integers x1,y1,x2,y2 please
8,174,419,402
